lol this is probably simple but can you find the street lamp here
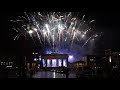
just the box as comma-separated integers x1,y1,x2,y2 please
69,55,73,59
35,53,38,55
68,55,74,63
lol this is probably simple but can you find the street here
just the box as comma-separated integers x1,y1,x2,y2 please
32,71,76,78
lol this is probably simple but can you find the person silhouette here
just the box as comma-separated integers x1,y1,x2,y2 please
65,68,69,78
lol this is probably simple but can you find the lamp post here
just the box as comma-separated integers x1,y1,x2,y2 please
21,29,34,78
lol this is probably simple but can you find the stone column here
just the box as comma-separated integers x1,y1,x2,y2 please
45,59,47,67
50,59,52,67
67,58,68,67
62,59,63,67
41,59,43,68
56,59,58,67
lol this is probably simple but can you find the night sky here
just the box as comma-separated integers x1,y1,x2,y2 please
0,7,120,55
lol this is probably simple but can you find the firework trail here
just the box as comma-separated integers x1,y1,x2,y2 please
82,36,92,47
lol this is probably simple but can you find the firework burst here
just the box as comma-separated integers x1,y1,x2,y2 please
11,12,101,61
